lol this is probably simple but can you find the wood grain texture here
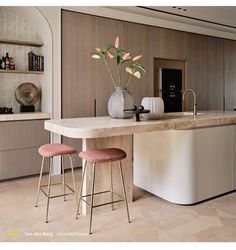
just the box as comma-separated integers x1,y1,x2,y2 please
224,39,236,111
186,33,208,111
0,119,49,180
125,22,153,105
81,135,132,214
0,120,49,151
207,37,224,110
0,147,47,180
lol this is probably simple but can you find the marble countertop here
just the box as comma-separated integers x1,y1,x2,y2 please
0,112,51,121
45,111,236,139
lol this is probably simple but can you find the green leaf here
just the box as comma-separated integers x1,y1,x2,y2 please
116,55,121,65
121,58,132,65
104,44,116,50
135,64,145,72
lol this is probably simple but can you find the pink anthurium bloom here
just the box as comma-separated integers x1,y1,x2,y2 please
133,55,142,61
133,71,141,78
125,67,133,74
115,36,119,48
122,53,130,60
92,54,101,59
107,51,114,59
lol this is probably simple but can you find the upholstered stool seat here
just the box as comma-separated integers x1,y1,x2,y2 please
79,148,126,163
76,147,131,234
35,143,78,223
39,143,77,157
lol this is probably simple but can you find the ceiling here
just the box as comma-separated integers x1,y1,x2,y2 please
109,6,236,34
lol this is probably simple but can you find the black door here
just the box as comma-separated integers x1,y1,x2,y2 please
161,68,182,112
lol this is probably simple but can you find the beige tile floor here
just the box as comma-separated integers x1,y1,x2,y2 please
1,169,236,242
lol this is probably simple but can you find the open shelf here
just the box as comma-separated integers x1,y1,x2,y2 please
0,39,44,47
0,69,43,74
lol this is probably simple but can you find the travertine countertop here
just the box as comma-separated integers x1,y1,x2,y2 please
0,112,51,122
45,111,236,139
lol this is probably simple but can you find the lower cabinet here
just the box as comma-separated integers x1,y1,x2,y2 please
0,119,49,180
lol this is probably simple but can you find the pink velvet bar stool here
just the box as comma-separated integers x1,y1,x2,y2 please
35,143,78,223
76,147,131,234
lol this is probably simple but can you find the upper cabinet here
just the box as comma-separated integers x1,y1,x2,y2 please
224,40,236,111
207,37,224,110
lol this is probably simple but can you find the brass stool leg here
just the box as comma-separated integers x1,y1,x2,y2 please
110,162,114,210
35,156,45,207
89,163,96,234
76,160,87,219
62,155,66,202
69,154,78,206
46,157,53,223
118,160,131,223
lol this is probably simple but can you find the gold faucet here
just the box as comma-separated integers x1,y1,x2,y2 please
183,89,197,117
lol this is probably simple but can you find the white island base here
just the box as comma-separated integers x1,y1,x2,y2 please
134,125,236,204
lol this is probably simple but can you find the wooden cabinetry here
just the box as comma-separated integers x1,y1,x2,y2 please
207,37,224,110
224,40,236,111
61,10,125,167
125,22,153,104
61,10,236,168
186,33,208,110
0,119,49,180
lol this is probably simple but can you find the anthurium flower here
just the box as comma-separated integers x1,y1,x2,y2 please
133,55,142,61
133,71,141,78
122,53,130,60
95,48,101,52
125,67,133,74
115,36,119,48
107,51,114,59
92,54,101,59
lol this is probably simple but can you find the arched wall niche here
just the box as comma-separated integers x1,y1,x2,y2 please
0,6,53,114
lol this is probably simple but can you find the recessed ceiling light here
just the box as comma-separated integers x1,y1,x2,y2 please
172,6,176,8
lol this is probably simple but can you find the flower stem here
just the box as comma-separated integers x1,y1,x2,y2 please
117,65,122,87
125,73,133,88
103,58,117,88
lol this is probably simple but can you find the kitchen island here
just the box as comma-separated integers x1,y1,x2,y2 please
45,111,236,209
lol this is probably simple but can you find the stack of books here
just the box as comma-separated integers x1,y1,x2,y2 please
28,51,44,71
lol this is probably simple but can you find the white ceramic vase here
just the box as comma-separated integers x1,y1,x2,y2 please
141,97,164,120
108,87,134,119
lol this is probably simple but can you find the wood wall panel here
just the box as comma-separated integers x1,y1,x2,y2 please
207,37,224,110
158,28,188,60
94,17,125,116
224,40,236,111
186,33,208,110
125,23,153,105
62,10,236,160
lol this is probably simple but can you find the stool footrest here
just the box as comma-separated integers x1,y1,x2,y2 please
80,189,125,208
40,183,75,199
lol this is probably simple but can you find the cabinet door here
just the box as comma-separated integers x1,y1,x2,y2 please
186,33,208,110
0,147,48,180
207,37,224,110
61,10,96,168
224,40,236,111
125,22,153,105
61,11,125,167
94,16,125,116
0,120,49,151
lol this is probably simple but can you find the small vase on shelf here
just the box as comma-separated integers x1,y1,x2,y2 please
108,87,134,119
